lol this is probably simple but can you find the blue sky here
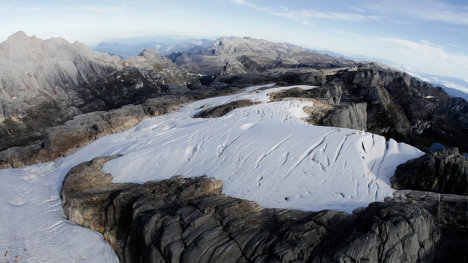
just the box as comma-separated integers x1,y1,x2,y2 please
1,0,467,84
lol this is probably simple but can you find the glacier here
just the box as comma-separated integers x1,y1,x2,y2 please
0,84,423,262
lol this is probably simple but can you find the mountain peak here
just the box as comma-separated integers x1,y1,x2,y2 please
3,31,37,45
8,31,29,39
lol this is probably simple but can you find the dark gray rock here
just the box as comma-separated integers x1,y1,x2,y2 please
392,147,468,195
194,100,255,118
268,86,333,103
0,105,145,168
62,157,468,263
0,142,43,168
320,102,367,130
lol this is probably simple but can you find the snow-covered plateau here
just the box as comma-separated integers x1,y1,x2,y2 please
0,84,423,262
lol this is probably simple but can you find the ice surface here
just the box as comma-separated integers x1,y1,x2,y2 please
0,163,118,262
0,85,423,261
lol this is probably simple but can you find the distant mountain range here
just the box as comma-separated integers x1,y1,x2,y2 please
93,35,468,101
92,36,215,57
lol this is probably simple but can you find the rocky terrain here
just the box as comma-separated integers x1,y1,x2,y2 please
1,33,467,168
1,32,468,262
0,32,197,152
392,147,468,195
325,64,468,153
61,156,468,263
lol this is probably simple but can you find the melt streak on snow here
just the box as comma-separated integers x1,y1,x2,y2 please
0,84,422,262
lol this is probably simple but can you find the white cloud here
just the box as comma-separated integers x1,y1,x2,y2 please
365,0,468,26
346,5,366,13
228,0,373,25
0,3,129,15
375,37,468,82
229,0,257,8
273,10,312,25
272,9,368,26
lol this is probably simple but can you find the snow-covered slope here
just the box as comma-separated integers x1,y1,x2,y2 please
0,163,118,262
99,84,422,211
0,84,423,262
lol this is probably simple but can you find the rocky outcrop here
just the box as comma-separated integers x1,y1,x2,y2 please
320,102,367,130
62,157,468,263
0,105,145,168
392,147,468,195
214,59,250,81
268,86,367,130
194,100,255,118
331,63,468,152
268,86,336,104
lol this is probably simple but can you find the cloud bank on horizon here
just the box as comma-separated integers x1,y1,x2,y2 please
0,0,467,83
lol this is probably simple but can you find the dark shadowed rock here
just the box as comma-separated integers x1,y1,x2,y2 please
268,86,334,104
62,157,468,263
194,100,255,118
392,147,468,195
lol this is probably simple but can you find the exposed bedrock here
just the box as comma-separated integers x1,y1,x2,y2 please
194,100,256,118
268,86,336,104
62,156,468,263
319,102,367,131
268,86,366,130
392,147,468,195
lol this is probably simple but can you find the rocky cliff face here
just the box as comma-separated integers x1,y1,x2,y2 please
327,63,468,152
320,102,367,130
392,147,468,195
62,156,468,263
